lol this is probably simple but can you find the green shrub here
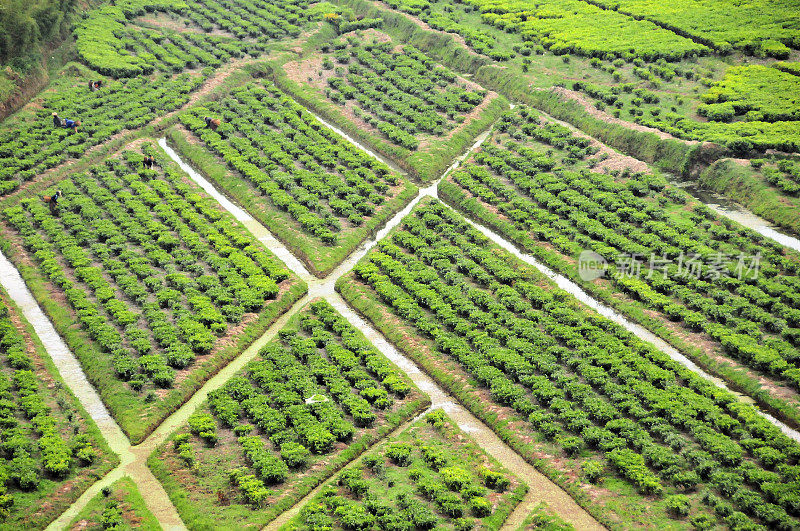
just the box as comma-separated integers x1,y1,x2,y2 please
386,442,414,466
280,442,311,468
480,468,510,491
580,460,605,483
666,494,691,518
469,496,492,517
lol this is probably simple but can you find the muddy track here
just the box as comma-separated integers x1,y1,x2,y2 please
0,251,187,530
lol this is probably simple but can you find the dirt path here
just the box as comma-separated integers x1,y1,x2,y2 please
152,57,259,128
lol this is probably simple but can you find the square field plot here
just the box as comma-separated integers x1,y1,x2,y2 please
337,197,800,529
0,289,117,529
149,300,430,529
1,143,307,444
276,29,509,181
284,410,527,531
170,78,419,277
169,81,417,276
438,105,800,421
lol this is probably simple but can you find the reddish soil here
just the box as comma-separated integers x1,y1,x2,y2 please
284,53,384,140
213,313,258,354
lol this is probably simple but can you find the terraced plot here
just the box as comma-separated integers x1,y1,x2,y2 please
472,0,707,60
1,144,306,443
285,410,527,531
0,289,116,528
375,0,706,60
177,0,314,38
338,198,800,528
277,29,508,179
76,6,259,78
149,300,429,529
171,78,418,276
375,0,800,60
585,0,800,54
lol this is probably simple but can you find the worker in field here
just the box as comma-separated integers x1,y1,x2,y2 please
52,112,62,128
143,155,156,169
89,80,103,91
204,116,221,131
63,118,81,133
41,190,62,213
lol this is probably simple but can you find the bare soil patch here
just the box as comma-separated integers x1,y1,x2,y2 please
538,114,653,174
136,13,204,33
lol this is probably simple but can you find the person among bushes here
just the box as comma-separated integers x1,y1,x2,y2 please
51,112,62,128
142,155,156,169
63,118,81,133
204,116,221,130
89,80,103,91
40,190,62,213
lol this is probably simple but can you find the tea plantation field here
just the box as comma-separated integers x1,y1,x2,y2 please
149,300,429,528
339,198,800,528
1,145,306,442
0,0,798,528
